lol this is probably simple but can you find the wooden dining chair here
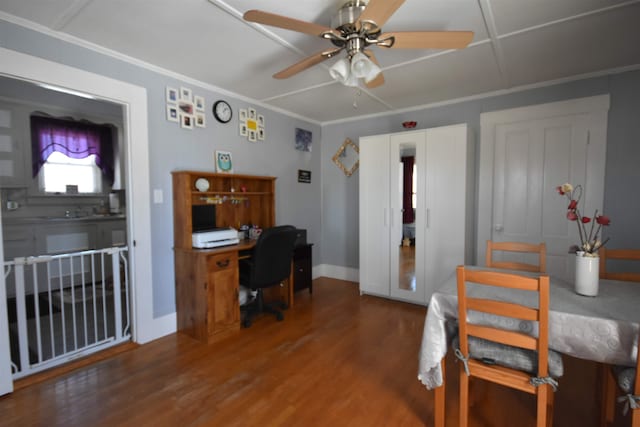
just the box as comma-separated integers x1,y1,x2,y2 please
599,248,640,426
486,240,547,273
599,248,640,282
455,266,562,427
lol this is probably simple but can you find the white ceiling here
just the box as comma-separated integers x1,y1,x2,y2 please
1,0,639,124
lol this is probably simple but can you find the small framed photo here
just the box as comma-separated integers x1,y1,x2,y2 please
248,129,257,142
248,108,257,120
180,113,194,129
258,127,265,141
239,123,247,136
166,87,178,103
195,112,206,128
257,114,265,127
180,87,192,101
178,101,194,115
194,95,205,111
215,150,233,173
295,128,312,152
167,105,179,122
239,109,247,121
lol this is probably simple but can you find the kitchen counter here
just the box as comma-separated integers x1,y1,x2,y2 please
2,214,126,225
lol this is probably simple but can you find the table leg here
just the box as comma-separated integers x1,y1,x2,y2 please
435,359,446,427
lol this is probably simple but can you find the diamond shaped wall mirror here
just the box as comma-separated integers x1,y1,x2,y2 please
332,138,359,177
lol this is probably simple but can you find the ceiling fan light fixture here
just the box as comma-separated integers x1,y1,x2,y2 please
329,57,351,84
350,51,381,82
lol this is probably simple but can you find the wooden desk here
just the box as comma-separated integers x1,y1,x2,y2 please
175,240,296,344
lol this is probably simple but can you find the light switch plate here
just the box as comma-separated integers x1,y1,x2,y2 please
153,189,163,204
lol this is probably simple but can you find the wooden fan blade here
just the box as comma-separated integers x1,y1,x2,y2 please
273,48,343,79
364,51,385,88
358,0,405,29
244,10,339,37
385,31,474,49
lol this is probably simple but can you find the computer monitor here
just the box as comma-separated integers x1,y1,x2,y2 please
192,204,216,232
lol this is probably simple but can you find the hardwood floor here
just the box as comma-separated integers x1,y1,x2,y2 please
0,278,625,426
399,245,416,291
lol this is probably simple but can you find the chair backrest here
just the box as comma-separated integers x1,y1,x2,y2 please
599,248,640,282
486,240,547,273
245,225,299,290
456,266,551,378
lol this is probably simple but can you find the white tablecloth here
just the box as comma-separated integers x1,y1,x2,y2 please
418,266,640,389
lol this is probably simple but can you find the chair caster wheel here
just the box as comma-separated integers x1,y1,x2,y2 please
276,312,284,321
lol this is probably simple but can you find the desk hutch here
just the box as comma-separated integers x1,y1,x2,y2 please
172,171,278,343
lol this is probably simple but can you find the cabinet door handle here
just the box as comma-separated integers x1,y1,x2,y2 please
217,259,230,268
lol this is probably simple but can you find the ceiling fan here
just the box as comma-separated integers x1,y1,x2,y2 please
243,0,474,88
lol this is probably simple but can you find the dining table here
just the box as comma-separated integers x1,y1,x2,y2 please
417,265,640,427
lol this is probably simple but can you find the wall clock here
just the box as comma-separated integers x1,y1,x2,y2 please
212,100,232,123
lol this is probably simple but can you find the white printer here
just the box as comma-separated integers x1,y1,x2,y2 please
192,227,239,249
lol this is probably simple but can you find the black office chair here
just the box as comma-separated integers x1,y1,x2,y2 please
239,225,299,328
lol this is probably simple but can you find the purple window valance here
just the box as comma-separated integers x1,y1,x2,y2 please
30,115,115,185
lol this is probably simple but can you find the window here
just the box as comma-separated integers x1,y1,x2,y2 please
40,151,102,193
30,115,115,191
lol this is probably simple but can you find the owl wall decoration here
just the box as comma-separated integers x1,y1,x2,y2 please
215,150,233,173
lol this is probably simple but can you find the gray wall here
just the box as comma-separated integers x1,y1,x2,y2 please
2,17,639,318
0,19,322,317
321,71,640,268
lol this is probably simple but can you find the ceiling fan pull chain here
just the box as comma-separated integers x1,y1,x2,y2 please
352,88,362,109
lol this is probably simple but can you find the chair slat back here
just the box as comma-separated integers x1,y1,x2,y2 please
599,248,640,282
486,240,547,273
456,266,550,377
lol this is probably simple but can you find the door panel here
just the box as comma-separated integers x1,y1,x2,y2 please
492,114,602,280
359,135,391,296
423,125,468,302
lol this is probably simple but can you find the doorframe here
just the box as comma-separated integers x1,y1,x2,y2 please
0,47,163,394
0,208,11,395
477,95,610,264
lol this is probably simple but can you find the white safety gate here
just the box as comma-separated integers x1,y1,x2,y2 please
3,247,130,379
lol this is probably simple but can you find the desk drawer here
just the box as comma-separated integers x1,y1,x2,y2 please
208,252,237,272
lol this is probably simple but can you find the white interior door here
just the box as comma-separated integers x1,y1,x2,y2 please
0,208,13,395
479,96,609,281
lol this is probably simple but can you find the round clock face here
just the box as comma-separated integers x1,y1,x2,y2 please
213,100,232,123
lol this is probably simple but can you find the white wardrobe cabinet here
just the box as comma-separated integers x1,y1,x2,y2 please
359,123,474,304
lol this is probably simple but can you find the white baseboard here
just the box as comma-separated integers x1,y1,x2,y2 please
135,265,357,345
313,264,359,282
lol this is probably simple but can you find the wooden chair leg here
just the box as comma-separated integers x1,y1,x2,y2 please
536,384,549,427
546,385,554,427
631,408,640,427
600,364,616,427
434,359,446,427
459,364,469,427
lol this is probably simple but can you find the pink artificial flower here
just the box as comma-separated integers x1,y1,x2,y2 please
568,200,578,210
581,216,591,224
567,211,578,221
596,215,611,226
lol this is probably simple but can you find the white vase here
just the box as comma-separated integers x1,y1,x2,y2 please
575,253,600,296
